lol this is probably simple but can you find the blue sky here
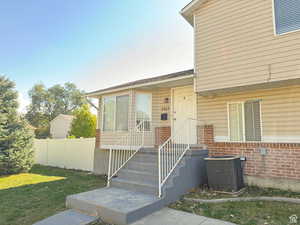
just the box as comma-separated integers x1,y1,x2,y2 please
0,0,193,111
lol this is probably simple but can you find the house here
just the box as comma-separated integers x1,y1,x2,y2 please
58,1,300,224
180,0,300,191
50,114,74,139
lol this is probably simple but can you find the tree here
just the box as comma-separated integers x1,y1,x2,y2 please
25,82,86,138
69,104,96,138
0,76,34,175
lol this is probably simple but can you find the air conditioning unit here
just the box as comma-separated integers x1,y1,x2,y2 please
205,156,244,192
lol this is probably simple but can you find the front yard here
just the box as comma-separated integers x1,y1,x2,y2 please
1,165,300,225
170,186,300,225
0,165,106,225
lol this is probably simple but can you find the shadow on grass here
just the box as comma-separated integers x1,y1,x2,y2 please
0,164,106,225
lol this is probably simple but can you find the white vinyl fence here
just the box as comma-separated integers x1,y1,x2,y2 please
34,138,95,171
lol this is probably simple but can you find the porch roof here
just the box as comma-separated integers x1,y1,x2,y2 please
86,69,194,97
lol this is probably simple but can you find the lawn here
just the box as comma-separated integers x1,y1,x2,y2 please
185,185,300,200
170,186,300,225
170,200,300,225
0,165,106,225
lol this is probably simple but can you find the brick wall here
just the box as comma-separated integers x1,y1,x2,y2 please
155,127,171,146
201,125,300,180
95,129,101,148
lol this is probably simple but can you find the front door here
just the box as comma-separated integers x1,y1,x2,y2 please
172,86,197,144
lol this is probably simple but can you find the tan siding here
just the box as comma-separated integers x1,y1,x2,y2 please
197,85,300,141
98,89,171,147
152,88,171,128
194,0,300,92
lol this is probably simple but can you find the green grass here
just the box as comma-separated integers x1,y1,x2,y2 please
170,200,300,225
0,165,106,225
186,185,300,199
171,186,300,225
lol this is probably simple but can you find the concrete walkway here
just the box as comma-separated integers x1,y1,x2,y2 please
33,207,236,225
131,208,236,225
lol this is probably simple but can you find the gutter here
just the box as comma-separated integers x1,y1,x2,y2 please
86,74,194,98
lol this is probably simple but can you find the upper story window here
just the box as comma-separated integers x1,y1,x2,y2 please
102,95,129,131
228,100,262,142
274,0,300,35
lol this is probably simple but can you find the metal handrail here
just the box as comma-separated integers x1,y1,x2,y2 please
107,120,150,187
158,118,205,197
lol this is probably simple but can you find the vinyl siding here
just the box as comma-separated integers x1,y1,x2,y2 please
98,89,171,147
197,85,300,142
194,0,300,92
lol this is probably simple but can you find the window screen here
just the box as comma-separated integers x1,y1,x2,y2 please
244,101,262,141
274,0,300,34
116,95,129,131
103,96,115,131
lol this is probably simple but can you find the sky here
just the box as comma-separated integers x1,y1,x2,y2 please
0,0,193,112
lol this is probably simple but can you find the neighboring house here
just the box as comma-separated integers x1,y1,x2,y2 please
50,114,74,139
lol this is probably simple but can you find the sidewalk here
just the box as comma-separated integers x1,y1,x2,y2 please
131,207,236,225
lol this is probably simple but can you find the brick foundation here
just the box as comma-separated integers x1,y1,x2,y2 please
201,125,300,181
155,127,171,146
95,129,101,148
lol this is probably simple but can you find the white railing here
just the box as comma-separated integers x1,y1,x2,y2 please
107,120,149,187
158,118,202,197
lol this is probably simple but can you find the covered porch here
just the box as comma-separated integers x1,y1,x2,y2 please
87,69,200,150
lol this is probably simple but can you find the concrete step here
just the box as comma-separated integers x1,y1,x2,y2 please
132,154,158,163
66,187,163,225
125,161,158,173
118,169,158,184
33,209,97,225
111,177,158,195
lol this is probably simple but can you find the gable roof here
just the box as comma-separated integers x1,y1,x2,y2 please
86,69,194,97
180,0,207,26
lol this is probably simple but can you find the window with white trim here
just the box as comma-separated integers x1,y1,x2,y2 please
274,0,300,35
228,101,261,142
102,95,129,131
136,93,152,131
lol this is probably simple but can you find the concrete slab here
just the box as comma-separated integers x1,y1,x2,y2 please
67,187,160,214
131,208,236,225
66,187,163,225
33,209,97,225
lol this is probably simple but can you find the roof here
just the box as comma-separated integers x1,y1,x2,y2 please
86,69,194,97
180,0,207,26
50,114,74,123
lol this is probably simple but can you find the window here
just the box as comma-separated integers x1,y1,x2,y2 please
136,93,152,131
228,101,261,142
116,95,129,131
102,95,129,131
274,0,300,35
103,96,115,131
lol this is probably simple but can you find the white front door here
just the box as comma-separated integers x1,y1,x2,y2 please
172,86,197,144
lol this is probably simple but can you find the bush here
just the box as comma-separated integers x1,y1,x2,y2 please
0,76,34,175
69,104,96,138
